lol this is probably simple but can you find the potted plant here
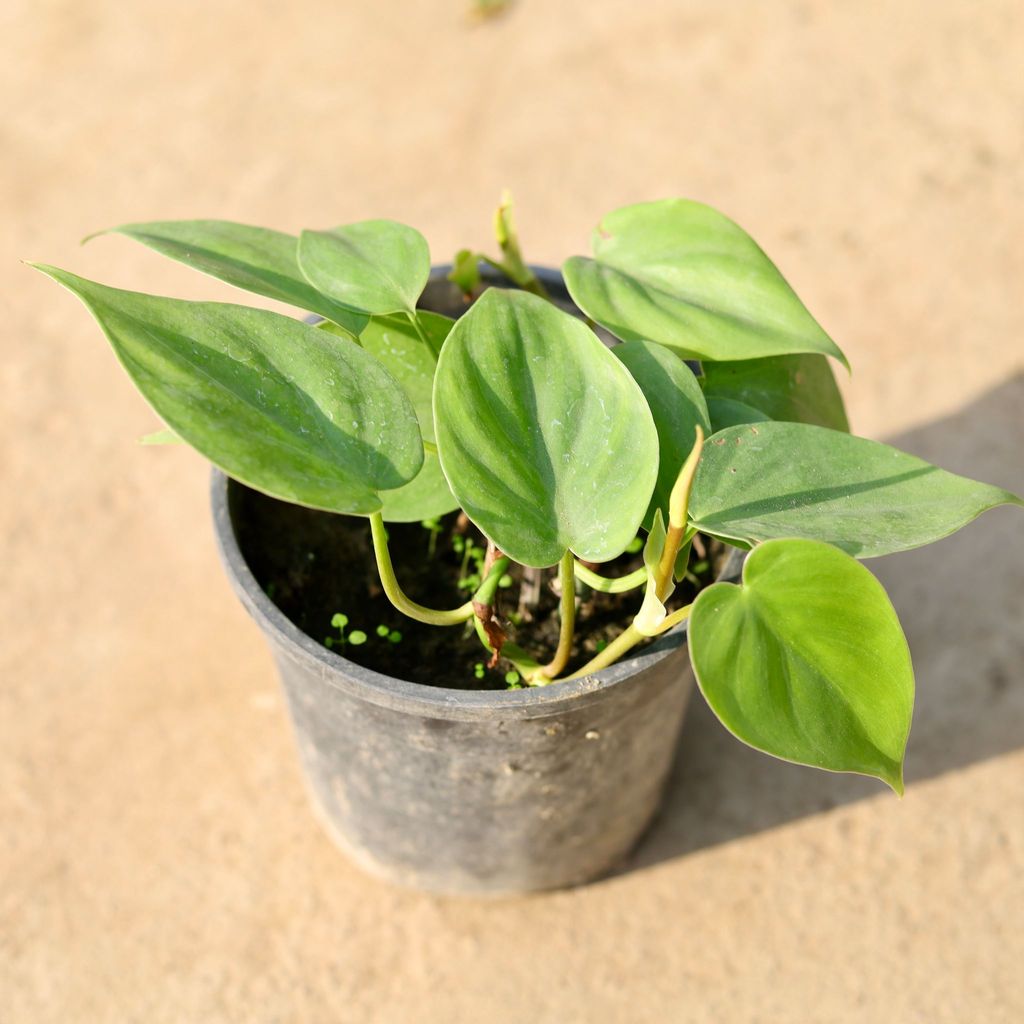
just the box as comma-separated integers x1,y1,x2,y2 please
31,196,1021,894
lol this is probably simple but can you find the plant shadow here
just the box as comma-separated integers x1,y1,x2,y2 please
625,371,1024,870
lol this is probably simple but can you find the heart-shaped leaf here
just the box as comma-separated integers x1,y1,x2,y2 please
35,266,422,515
93,220,368,337
563,199,848,366
434,288,658,567
690,421,1023,557
689,538,914,792
612,340,710,529
298,220,430,316
701,353,849,431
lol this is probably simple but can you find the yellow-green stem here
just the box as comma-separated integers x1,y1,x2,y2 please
472,617,541,677
369,512,474,626
560,602,694,682
653,426,705,599
563,624,644,681
654,523,686,600
532,550,576,681
574,562,647,594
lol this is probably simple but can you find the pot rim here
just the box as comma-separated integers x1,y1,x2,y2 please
212,470,699,721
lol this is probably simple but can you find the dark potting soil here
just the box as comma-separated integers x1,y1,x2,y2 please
233,483,727,690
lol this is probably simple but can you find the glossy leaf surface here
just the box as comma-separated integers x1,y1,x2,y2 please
701,353,849,431
613,340,710,528
434,288,658,567
563,199,847,366
690,539,914,792
298,220,430,315
37,266,422,514
690,421,1023,557
95,219,368,336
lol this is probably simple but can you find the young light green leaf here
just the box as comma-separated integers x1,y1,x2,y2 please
613,340,711,528
34,265,423,515
92,219,368,337
563,199,848,367
705,396,770,431
701,353,849,431
635,510,670,635
298,220,430,315
434,288,659,567
448,248,482,296
689,539,914,792
690,421,1023,557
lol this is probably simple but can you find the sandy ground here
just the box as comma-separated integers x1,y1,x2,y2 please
3,1,1023,1021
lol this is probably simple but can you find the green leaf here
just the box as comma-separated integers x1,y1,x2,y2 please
378,452,457,522
705,397,770,431
298,220,430,316
433,288,659,567
701,353,849,431
612,340,710,528
448,248,482,296
634,510,671,635
690,421,1023,557
35,265,423,515
330,311,458,522
689,539,914,792
93,219,368,337
326,311,453,441
563,199,848,367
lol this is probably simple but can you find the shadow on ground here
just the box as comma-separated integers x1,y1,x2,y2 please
627,372,1024,869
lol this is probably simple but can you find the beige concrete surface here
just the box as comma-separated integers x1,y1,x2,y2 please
3,1,1023,1021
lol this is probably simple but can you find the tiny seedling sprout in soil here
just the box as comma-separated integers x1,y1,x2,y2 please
33,193,1023,793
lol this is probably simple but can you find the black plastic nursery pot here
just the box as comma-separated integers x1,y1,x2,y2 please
211,268,715,895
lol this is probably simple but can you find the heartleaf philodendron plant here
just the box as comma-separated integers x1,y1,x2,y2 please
33,196,1022,794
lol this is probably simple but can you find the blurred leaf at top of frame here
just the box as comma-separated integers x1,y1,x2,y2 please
469,0,514,23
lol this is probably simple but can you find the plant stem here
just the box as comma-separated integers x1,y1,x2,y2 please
655,524,687,600
488,191,551,300
472,617,541,677
404,309,431,346
369,512,475,626
532,550,576,682
480,255,550,301
654,426,704,599
473,552,509,608
574,562,647,594
563,624,643,680
560,601,694,682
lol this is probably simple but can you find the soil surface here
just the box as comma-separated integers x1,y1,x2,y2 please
234,483,720,688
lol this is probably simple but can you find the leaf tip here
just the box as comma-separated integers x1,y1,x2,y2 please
833,345,852,375
80,228,111,246
882,764,906,797
24,260,58,280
